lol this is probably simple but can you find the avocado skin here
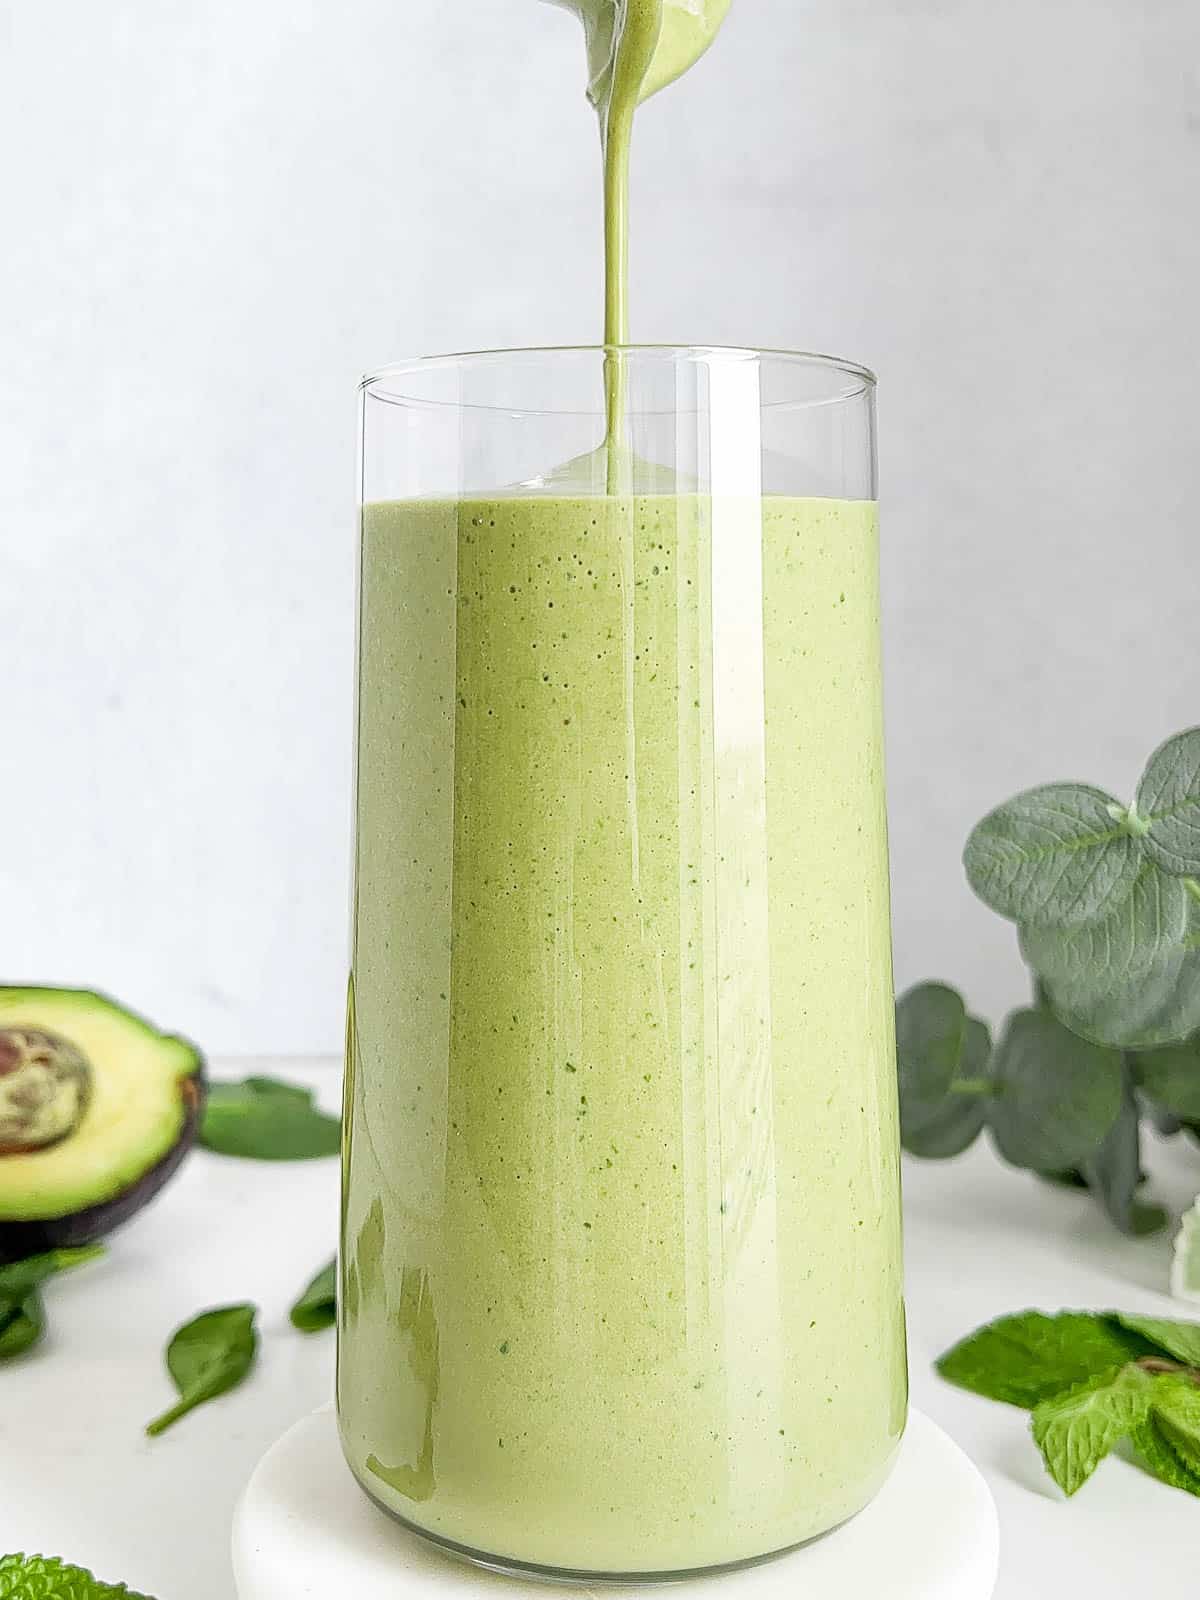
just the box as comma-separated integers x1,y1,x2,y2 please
0,1063,206,1266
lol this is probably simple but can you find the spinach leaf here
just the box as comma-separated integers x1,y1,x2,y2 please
290,1258,337,1332
146,1303,259,1436
200,1075,340,1160
0,1245,105,1362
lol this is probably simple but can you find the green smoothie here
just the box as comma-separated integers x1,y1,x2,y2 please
339,490,906,1572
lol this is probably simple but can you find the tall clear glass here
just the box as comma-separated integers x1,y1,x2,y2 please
339,347,906,1581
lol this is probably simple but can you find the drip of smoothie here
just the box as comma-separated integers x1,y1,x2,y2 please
546,0,731,487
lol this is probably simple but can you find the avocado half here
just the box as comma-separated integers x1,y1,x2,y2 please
0,987,204,1264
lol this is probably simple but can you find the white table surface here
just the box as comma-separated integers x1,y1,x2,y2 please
4,1057,1197,1598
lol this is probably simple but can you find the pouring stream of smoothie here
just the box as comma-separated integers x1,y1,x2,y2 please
549,0,731,486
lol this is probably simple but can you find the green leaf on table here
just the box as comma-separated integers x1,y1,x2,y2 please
200,1075,340,1160
1019,864,1188,1001
1131,1414,1200,1496
1112,1312,1200,1369
1137,728,1200,878
1134,1038,1200,1119
1153,1377,1200,1462
936,1310,1150,1408
290,1258,337,1332
241,1075,314,1104
0,1553,156,1600
0,1244,105,1362
0,1290,45,1358
145,1302,258,1436
1030,1364,1154,1495
0,1243,106,1302
963,782,1141,929
988,1009,1124,1171
1082,1074,1167,1236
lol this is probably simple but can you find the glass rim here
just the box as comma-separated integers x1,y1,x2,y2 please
361,344,876,414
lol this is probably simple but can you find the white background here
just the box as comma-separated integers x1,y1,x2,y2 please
3,0,1199,1054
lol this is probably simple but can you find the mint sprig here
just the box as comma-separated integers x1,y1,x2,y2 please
1030,1365,1155,1495
1113,1311,1200,1366
0,1553,154,1599
936,1310,1152,1408
939,1307,1200,1497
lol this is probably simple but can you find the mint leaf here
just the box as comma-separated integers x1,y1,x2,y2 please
1137,728,1200,878
1134,1039,1200,1120
963,782,1141,929
146,1302,258,1436
200,1076,340,1160
1082,1075,1167,1236
290,1258,337,1332
1131,1414,1200,1496
1020,864,1188,1000
0,1553,155,1599
1153,1377,1200,1462
989,1009,1124,1171
1113,1312,1200,1368
1031,1365,1154,1495
936,1310,1149,1407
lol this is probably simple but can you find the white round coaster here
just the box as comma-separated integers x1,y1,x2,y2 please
232,1406,998,1599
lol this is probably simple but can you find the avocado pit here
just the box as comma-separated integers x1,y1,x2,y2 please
0,988,205,1264
0,1027,92,1155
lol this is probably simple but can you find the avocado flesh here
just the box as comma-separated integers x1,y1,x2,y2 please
0,988,202,1247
